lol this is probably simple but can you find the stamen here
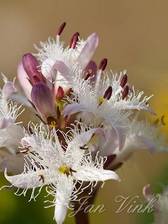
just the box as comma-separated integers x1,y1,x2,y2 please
39,175,45,184
57,22,66,36
58,165,71,176
84,60,97,80
95,59,107,91
80,144,89,150
122,85,129,100
84,70,93,80
98,58,108,71
120,74,128,88
69,32,80,49
103,86,112,100
47,116,57,128
98,96,105,106
19,147,30,154
56,86,64,100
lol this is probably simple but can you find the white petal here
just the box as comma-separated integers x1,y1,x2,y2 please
54,176,73,224
5,170,41,188
63,103,86,117
77,33,99,69
0,118,14,129
41,58,54,79
17,62,32,100
74,166,120,182
2,81,17,99
5,169,51,188
52,60,71,81
0,124,24,153
100,128,118,156
114,126,126,151
10,93,31,107
54,201,68,224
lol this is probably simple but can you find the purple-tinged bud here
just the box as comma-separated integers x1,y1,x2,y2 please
104,86,112,100
84,60,97,80
69,32,80,49
57,22,66,36
98,58,108,71
22,53,44,85
56,86,64,100
122,85,129,100
120,74,128,88
31,82,56,119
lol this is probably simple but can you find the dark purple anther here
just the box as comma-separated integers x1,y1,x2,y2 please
104,86,112,100
84,60,97,80
98,58,108,71
122,85,129,100
120,74,128,88
69,32,80,49
57,22,66,36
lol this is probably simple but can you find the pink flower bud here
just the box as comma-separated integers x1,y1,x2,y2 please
22,53,45,85
31,82,56,120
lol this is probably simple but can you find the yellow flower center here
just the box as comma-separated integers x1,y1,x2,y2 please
49,120,57,129
98,96,105,106
58,165,71,176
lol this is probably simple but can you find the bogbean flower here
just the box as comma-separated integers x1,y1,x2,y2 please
0,22,168,224
14,22,99,128
63,69,154,155
0,76,24,173
105,119,168,169
4,124,119,224
0,76,24,153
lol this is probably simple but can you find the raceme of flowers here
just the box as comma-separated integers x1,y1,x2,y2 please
0,22,167,224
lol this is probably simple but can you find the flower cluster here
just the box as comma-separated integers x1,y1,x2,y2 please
0,22,167,224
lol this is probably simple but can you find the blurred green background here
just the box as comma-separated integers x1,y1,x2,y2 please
0,0,168,223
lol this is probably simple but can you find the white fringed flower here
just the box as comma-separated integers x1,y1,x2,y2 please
107,120,168,168
4,123,119,224
63,70,153,152
64,71,153,121
0,79,24,153
1,22,168,224
34,24,99,91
